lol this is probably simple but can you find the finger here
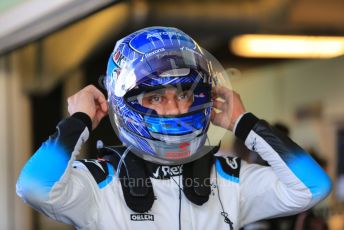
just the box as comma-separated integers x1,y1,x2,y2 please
92,108,108,130
95,94,107,112
85,85,108,112
213,86,232,100
96,110,108,119
85,85,106,101
94,97,108,113
213,100,227,111
95,103,108,116
94,110,108,125
99,100,108,112
211,88,221,100
210,109,217,123
94,113,103,124
211,110,223,127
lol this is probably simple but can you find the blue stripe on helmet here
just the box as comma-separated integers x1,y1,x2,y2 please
144,113,205,135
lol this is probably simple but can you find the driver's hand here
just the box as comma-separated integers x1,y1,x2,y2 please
211,87,246,131
67,85,108,130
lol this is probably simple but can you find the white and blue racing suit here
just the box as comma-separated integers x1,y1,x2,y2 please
16,112,332,230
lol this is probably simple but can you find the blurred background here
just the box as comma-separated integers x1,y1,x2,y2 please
0,0,344,229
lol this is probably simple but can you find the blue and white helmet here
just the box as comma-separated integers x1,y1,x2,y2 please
105,26,231,165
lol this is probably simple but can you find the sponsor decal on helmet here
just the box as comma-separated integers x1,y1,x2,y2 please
113,50,128,67
165,142,191,159
145,48,165,57
146,31,184,40
129,28,196,54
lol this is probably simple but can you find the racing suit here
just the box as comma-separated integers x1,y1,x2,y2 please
16,112,332,230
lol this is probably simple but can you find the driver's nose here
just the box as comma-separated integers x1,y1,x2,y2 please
163,98,180,115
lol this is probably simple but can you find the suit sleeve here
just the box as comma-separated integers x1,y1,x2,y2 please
16,113,104,228
235,113,332,227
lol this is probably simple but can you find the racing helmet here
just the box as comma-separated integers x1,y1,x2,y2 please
105,26,232,165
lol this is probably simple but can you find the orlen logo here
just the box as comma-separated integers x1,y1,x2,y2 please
130,214,154,221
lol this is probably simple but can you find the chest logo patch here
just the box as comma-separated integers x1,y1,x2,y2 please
130,214,154,221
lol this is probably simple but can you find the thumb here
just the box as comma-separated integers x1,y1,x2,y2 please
100,100,108,113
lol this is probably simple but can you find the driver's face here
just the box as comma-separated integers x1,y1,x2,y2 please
141,87,194,115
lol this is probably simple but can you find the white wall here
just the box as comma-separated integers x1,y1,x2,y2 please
231,56,344,180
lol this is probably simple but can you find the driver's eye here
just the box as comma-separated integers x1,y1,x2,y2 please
178,91,192,101
149,95,162,104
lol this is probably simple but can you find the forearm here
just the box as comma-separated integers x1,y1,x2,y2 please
236,113,332,209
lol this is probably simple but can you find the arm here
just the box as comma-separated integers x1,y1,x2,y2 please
16,85,109,227
211,87,331,226
235,113,332,226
